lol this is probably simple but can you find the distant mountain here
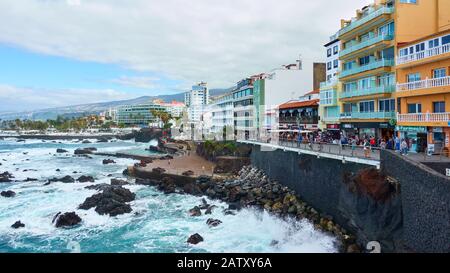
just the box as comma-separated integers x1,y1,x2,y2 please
0,88,233,121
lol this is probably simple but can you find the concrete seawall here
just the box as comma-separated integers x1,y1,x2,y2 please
250,144,449,253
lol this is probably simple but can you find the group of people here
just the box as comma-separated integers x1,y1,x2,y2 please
278,130,412,158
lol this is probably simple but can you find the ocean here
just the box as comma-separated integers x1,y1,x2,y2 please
0,138,337,253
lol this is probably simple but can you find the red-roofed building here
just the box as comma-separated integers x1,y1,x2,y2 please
278,91,320,131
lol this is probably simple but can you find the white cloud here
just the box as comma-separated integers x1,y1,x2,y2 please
110,76,160,89
0,0,372,88
0,84,134,112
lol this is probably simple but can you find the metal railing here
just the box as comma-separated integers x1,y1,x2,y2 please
340,84,395,99
339,34,394,57
397,43,450,65
271,138,381,161
340,111,396,119
397,76,450,92
339,6,394,36
340,59,394,78
397,112,450,123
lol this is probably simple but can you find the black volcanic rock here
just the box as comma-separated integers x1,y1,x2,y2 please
53,212,82,228
111,179,129,186
56,149,68,153
79,185,135,216
187,233,204,245
49,175,75,183
1,190,16,198
74,147,97,155
102,159,116,165
206,218,222,227
11,221,25,229
77,175,95,183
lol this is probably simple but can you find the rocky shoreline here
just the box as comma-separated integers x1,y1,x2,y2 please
129,165,361,253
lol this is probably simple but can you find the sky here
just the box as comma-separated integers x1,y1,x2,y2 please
0,0,372,112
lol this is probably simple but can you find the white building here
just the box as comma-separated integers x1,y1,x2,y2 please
209,92,234,140
185,82,209,123
162,101,186,118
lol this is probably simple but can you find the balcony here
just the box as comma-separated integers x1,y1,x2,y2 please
340,59,394,78
320,79,338,89
339,6,394,37
397,112,450,123
279,116,319,124
340,84,395,99
397,76,450,92
320,89,337,106
397,43,450,65
339,34,393,58
340,111,396,120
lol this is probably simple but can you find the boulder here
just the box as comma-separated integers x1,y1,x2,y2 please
11,221,25,229
102,159,116,165
182,170,195,176
74,147,97,155
189,206,202,217
56,149,68,153
187,233,204,245
111,178,129,186
24,178,38,182
53,212,82,228
206,218,222,227
97,138,109,143
82,140,91,144
152,167,166,175
77,175,95,183
205,205,216,215
79,185,135,216
0,171,14,183
48,175,75,183
1,190,16,198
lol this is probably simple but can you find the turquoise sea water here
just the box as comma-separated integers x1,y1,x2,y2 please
0,138,337,253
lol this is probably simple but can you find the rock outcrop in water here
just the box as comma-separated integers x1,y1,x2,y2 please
11,221,25,229
0,172,14,183
48,175,75,183
56,149,68,153
102,159,116,165
1,190,16,198
77,175,95,183
79,185,135,216
74,147,97,155
187,233,204,245
53,212,82,228
206,218,222,227
111,178,129,186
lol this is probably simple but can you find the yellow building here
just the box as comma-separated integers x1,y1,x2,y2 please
396,29,450,153
337,0,450,141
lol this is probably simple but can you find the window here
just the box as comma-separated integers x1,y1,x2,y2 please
407,103,422,114
344,61,355,70
379,22,394,36
327,48,332,57
359,101,375,113
327,62,332,70
415,43,425,52
429,38,440,48
333,59,339,68
379,99,395,112
443,35,450,45
359,55,372,66
407,73,421,82
359,77,374,90
399,48,409,56
333,45,338,55
433,68,446,78
433,101,446,113
409,46,414,54
344,82,357,92
378,73,394,87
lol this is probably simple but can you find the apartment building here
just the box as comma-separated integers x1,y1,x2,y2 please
319,33,342,139
209,92,234,140
115,103,167,126
396,30,450,153
337,0,450,140
233,77,257,140
185,82,209,124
